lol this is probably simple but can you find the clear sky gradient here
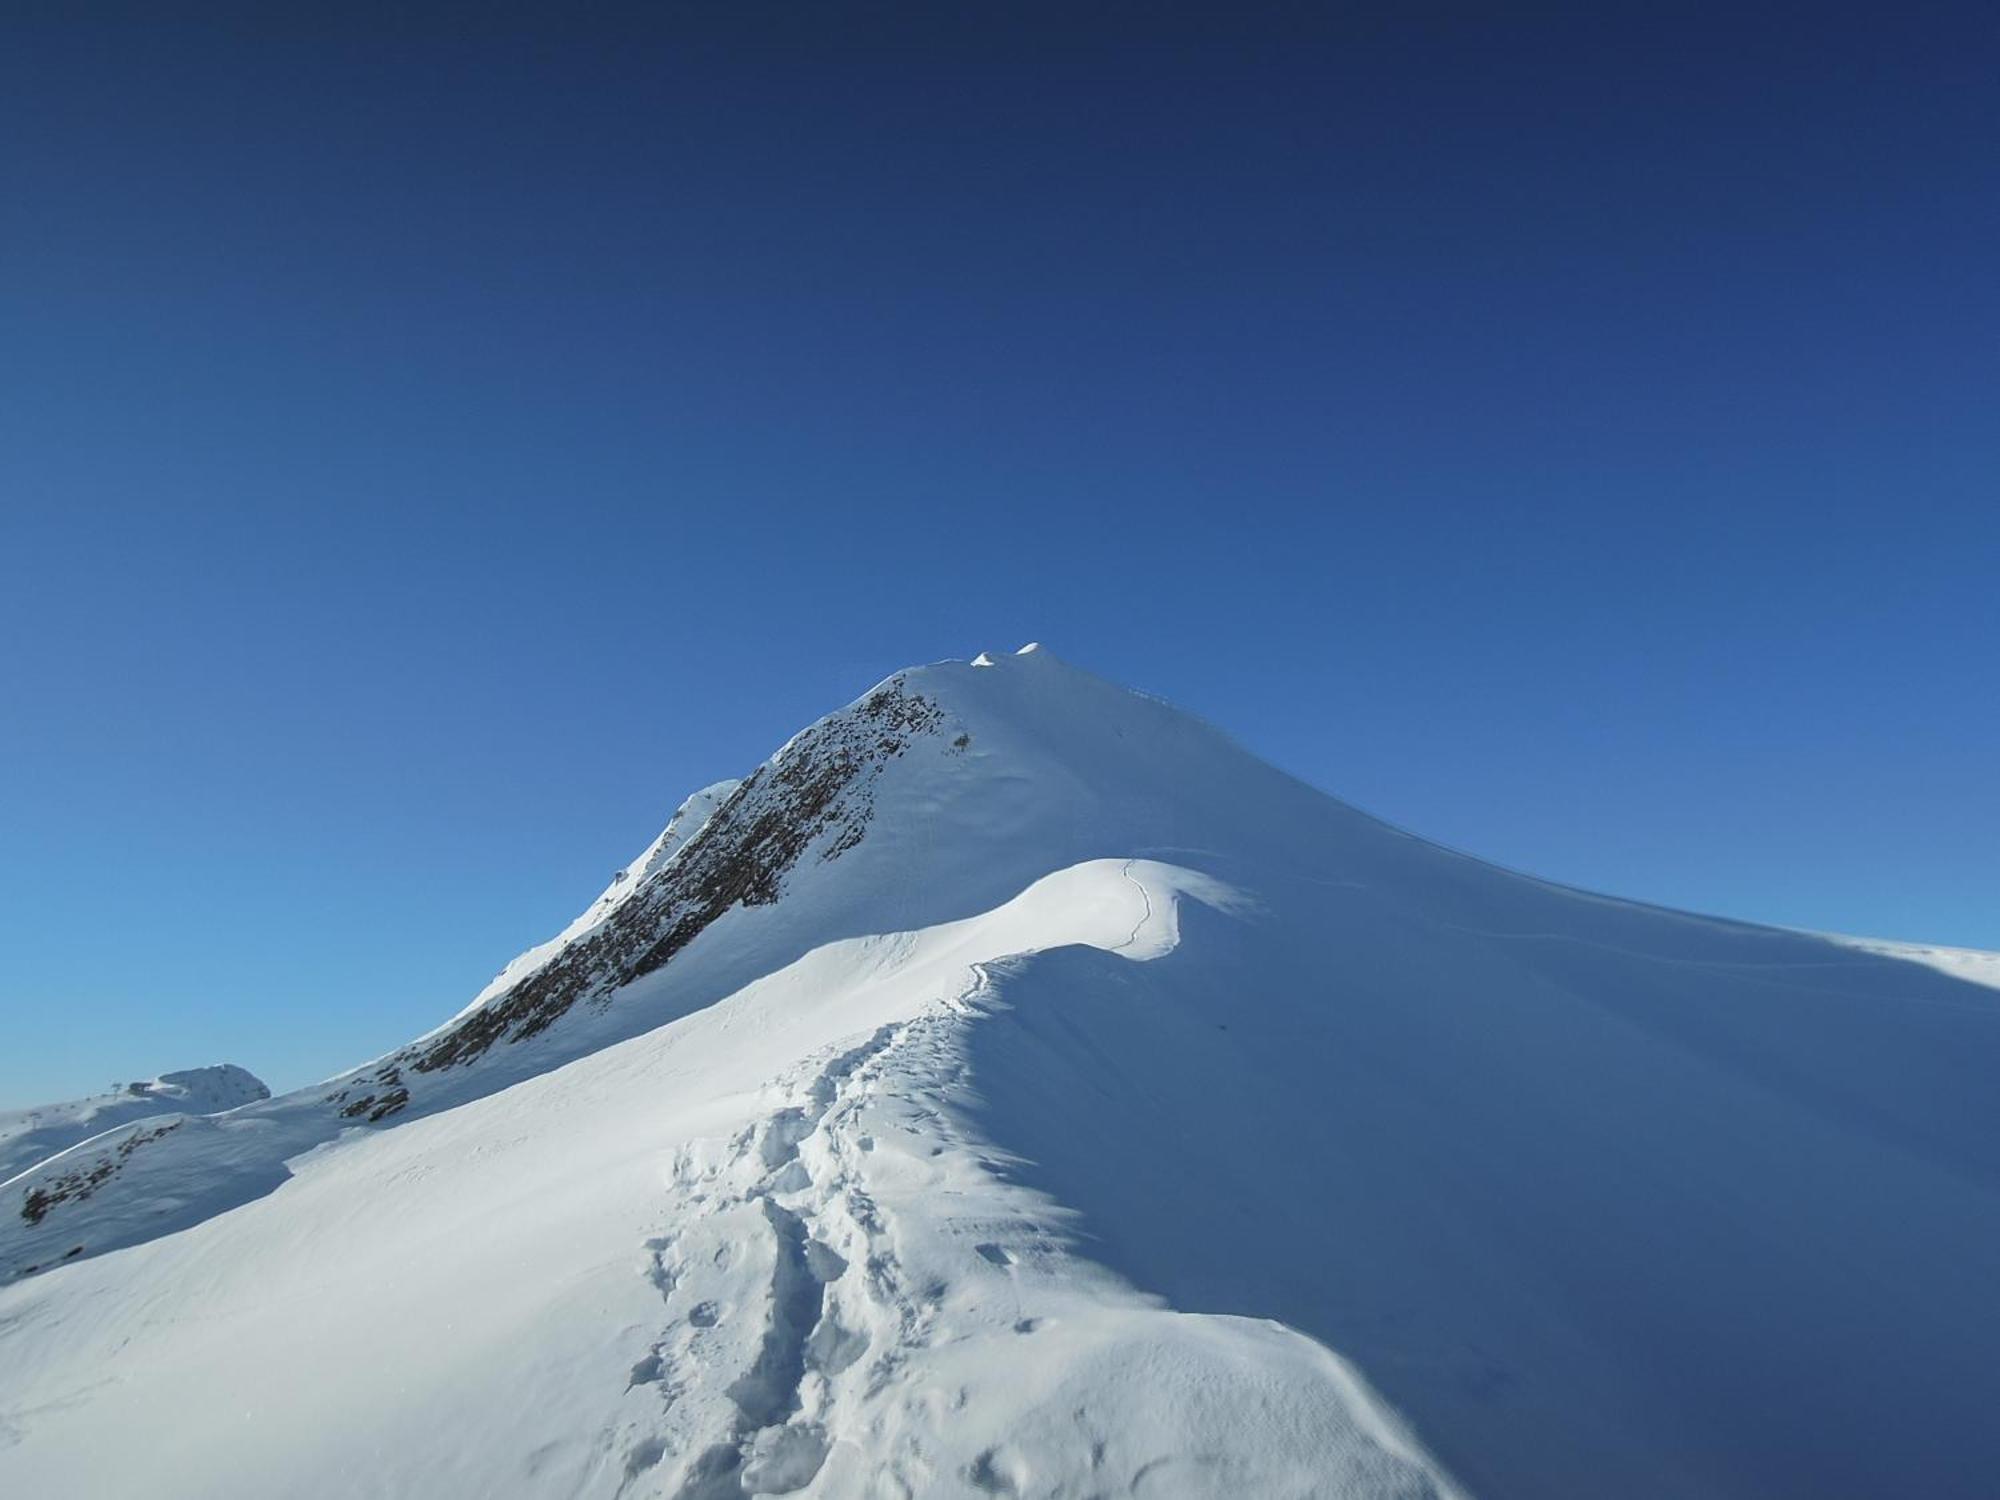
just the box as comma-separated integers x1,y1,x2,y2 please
3,4,1995,1104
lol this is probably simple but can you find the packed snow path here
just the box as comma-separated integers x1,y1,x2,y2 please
623,962,1456,1500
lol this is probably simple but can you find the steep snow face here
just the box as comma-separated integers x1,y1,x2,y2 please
3,645,1999,1500
0,1065,268,1185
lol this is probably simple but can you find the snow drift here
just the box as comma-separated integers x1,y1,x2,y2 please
2,645,1996,1500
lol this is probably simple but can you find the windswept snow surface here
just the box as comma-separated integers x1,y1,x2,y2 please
4,645,1998,1499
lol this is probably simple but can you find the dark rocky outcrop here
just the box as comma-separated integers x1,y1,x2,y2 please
19,1120,183,1225
398,680,945,1074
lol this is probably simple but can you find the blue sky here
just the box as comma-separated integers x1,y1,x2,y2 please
3,5,1995,1104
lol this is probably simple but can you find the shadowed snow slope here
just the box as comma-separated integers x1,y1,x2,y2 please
2,645,1996,1500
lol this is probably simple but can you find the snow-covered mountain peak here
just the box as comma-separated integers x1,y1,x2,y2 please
6,650,2000,1500
136,1064,269,1107
969,639,1054,667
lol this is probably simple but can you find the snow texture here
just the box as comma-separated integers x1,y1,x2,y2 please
3,645,1997,1500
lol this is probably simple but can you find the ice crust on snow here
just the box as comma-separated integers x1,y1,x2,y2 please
3,646,1999,1499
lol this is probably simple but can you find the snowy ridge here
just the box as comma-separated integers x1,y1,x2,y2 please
4,645,1999,1499
618,862,1457,1498
0,1065,268,1187
1825,933,2000,992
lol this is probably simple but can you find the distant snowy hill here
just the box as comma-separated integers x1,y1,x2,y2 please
0,1064,268,1185
3,646,1997,1499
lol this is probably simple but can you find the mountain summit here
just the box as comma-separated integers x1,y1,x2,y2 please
3,647,1997,1499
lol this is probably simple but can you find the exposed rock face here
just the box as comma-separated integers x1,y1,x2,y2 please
400,679,947,1076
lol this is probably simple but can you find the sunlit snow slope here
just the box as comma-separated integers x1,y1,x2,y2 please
3,645,1996,1500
